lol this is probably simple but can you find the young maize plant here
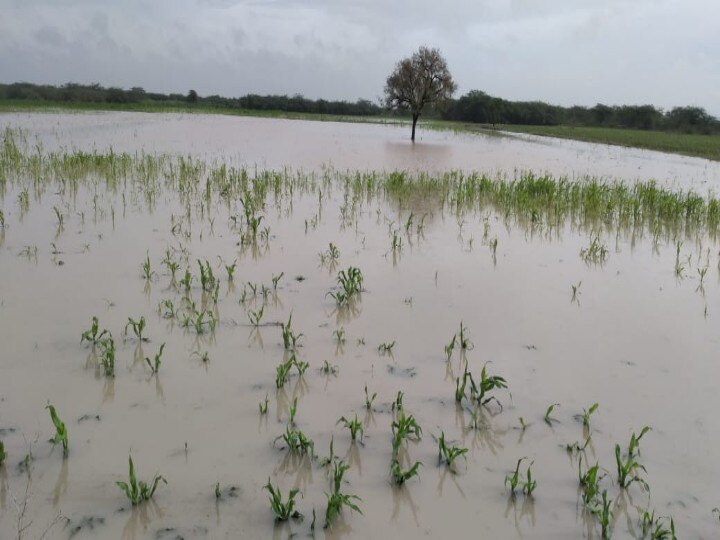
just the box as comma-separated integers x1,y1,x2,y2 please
263,479,302,521
125,316,148,342
98,337,116,377
544,403,560,425
281,313,304,350
116,455,166,505
337,414,364,441
46,404,68,457
0,440,6,465
80,316,109,346
437,431,468,468
324,460,362,529
364,385,377,409
615,426,651,489
505,457,536,496
145,343,166,374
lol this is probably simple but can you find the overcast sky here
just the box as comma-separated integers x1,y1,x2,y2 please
1,0,718,114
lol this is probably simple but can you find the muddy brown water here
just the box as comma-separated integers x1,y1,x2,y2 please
2,111,720,190
0,113,719,539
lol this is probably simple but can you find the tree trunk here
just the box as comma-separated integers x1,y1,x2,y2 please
411,113,419,142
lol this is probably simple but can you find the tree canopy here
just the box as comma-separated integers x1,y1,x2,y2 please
384,46,456,141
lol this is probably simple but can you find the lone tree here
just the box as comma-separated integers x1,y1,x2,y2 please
384,46,456,141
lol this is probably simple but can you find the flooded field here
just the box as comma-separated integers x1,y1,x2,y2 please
0,114,720,539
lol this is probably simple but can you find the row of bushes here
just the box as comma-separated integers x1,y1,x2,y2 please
1,82,717,134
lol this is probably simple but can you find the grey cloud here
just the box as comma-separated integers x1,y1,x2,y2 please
0,0,717,114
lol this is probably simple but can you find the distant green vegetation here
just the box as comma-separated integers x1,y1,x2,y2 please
494,125,720,161
425,122,720,161
1,81,718,161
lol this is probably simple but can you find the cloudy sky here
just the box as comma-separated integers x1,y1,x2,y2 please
1,0,718,114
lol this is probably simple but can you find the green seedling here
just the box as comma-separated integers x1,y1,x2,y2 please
179,268,193,292
518,417,528,431
328,266,364,306
615,426,651,489
337,414,364,441
272,272,284,290
333,327,346,344
141,252,155,280
125,316,147,341
0,210,4,228
469,363,508,407
390,458,422,485
578,457,604,507
392,410,422,449
158,299,177,319
289,397,299,425
294,357,309,376
162,257,180,280
571,281,582,302
377,341,396,354
324,460,362,528
444,333,456,359
437,431,468,468
324,243,340,261
192,350,210,363
215,482,221,499
275,356,294,388
281,313,303,350
505,457,528,494
566,434,593,454
455,364,471,403
225,259,237,281
489,237,498,259
599,490,613,539
81,316,109,346
116,455,166,505
544,403,560,425
641,510,676,539
263,479,302,521
98,337,116,376
392,391,404,412
53,205,64,227
581,403,599,428
46,404,68,457
674,241,684,278
321,360,338,376
458,321,473,350
276,426,314,456
145,343,165,374
0,440,5,465
523,461,537,496
259,394,269,415
320,436,336,467
580,234,609,264
364,385,377,409
197,259,217,292
248,306,264,327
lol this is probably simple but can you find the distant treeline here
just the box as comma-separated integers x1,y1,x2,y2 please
442,90,720,134
0,82,382,116
1,82,718,134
